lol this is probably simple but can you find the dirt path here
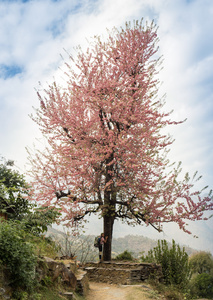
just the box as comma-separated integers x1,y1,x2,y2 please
86,282,212,300
86,282,162,300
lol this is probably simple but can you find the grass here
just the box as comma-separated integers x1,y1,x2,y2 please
35,286,65,300
146,280,186,300
126,286,163,300
35,286,86,300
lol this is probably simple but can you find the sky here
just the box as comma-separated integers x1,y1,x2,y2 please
0,0,213,254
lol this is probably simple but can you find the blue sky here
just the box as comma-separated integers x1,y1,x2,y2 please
0,0,212,253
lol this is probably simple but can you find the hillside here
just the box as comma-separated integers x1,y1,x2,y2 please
46,227,197,261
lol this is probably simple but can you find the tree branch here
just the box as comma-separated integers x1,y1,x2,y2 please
115,197,162,232
55,190,102,206
74,207,100,221
63,127,75,143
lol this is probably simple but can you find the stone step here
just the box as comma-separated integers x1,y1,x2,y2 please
75,269,89,296
81,262,163,285
84,266,131,285
82,261,160,270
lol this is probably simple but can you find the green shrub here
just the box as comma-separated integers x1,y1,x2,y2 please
141,239,191,289
0,221,37,293
115,250,134,261
189,273,213,299
189,251,213,275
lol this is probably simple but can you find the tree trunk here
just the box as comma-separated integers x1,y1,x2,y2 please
103,153,115,261
103,214,114,261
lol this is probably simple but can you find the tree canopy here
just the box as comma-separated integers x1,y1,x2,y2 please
28,20,213,260
0,156,60,235
0,157,30,219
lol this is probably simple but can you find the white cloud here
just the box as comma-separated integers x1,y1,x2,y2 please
153,0,213,191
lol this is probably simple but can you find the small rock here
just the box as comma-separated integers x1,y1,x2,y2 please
63,292,76,299
0,287,5,295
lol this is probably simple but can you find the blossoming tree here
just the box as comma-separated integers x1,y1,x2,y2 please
28,21,213,261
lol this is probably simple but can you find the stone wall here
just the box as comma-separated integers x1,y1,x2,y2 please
0,257,89,299
76,269,89,296
38,257,89,296
82,261,163,285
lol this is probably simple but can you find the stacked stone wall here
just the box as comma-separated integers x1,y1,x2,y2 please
82,261,163,285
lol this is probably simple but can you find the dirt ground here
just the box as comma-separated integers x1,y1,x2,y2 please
86,282,163,300
86,282,211,300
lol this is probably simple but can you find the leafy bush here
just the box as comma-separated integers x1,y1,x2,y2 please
0,221,37,292
0,156,61,235
141,239,191,289
23,206,61,236
189,273,213,299
189,251,213,275
188,251,213,299
115,250,134,261
0,157,31,220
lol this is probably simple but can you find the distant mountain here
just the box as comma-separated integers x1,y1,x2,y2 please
46,227,197,262
79,214,213,255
